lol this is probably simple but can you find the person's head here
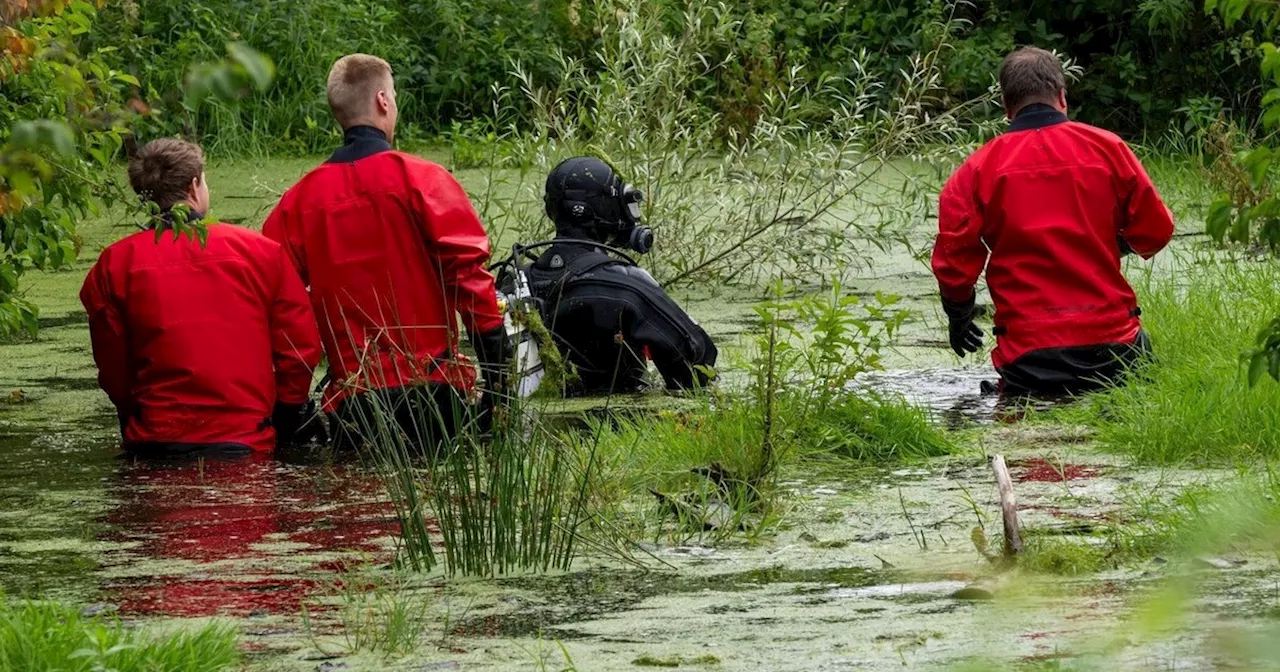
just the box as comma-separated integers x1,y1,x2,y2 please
326,54,398,141
127,138,209,217
999,46,1067,119
544,156,653,253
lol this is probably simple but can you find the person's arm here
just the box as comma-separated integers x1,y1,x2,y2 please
262,193,309,286
79,256,134,434
411,162,504,336
931,160,987,357
268,244,323,446
410,162,510,391
1115,142,1175,259
612,268,718,392
931,160,988,303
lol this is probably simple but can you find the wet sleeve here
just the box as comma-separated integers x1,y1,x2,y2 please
79,257,134,415
931,160,988,303
412,164,504,335
616,271,718,391
268,245,323,405
1115,142,1175,260
262,193,309,286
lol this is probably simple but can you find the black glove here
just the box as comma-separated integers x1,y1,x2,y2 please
470,326,514,398
1117,235,1135,258
942,294,984,358
292,399,329,447
272,399,328,449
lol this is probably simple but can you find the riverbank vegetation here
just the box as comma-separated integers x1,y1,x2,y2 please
0,597,239,672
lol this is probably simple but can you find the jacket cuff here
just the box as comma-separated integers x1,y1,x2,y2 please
941,292,976,321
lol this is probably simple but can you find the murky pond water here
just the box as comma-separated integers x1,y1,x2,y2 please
2,160,1275,669
2,393,1272,670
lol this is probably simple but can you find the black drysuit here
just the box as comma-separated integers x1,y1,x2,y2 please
525,243,717,395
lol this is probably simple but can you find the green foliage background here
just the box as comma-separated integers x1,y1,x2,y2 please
89,0,1267,154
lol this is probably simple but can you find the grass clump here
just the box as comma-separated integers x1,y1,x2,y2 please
1080,259,1280,463
0,597,238,671
798,393,953,463
354,387,594,576
1018,536,1110,576
579,280,952,543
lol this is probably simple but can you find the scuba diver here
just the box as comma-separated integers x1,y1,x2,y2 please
498,156,717,396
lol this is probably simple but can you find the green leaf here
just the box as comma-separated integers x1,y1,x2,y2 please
1263,103,1280,129
1231,211,1252,244
1248,351,1268,387
1245,147,1273,187
1206,196,1233,242
227,42,275,92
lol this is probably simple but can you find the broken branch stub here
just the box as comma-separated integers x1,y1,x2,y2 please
991,455,1022,558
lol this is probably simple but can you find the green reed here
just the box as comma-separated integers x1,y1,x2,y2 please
348,387,593,577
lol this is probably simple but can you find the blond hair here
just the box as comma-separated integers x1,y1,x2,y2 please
326,54,393,129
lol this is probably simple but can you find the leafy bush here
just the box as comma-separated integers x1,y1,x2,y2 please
80,0,1266,153
0,1,136,336
93,0,409,155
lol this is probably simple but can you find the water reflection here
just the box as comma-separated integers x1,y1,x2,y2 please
90,451,395,618
858,367,1065,427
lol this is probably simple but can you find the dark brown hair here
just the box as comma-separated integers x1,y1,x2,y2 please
128,138,204,211
999,47,1066,112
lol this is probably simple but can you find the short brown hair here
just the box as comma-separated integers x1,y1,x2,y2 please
327,54,393,128
128,138,204,211
999,47,1066,112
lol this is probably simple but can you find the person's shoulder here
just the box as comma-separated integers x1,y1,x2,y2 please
98,228,156,257
383,150,462,181
1064,120,1128,145
209,222,287,253
277,160,345,201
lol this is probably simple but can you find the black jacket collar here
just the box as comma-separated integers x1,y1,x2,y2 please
327,125,392,164
1007,103,1069,133
152,208,206,230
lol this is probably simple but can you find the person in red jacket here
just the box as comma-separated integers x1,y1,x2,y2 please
932,47,1175,398
80,139,323,455
263,54,509,452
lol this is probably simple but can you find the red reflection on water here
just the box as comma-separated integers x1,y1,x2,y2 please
101,453,398,618
1015,457,1103,483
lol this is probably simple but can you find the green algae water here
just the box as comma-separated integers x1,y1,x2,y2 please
4,156,1280,670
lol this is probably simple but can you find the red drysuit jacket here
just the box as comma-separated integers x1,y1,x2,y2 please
80,222,322,452
262,126,503,409
932,105,1175,369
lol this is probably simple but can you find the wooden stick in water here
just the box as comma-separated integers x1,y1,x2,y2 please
991,454,1022,558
